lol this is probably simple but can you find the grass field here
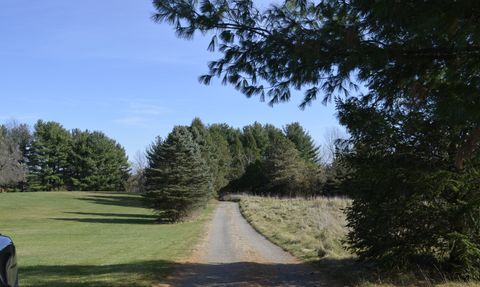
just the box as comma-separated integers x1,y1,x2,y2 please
239,196,351,262
239,196,480,287
0,191,213,287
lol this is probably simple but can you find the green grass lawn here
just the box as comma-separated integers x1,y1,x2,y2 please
0,191,213,287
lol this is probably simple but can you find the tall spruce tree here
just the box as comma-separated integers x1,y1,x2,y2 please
228,131,247,180
28,120,70,191
189,118,215,193
208,124,232,191
143,126,211,222
263,136,305,197
241,128,261,165
207,124,246,181
284,122,320,164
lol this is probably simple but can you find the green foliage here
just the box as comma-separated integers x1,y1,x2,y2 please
322,160,349,197
210,124,246,181
218,122,325,197
284,122,320,164
143,126,212,222
234,160,268,194
339,99,480,278
68,129,129,191
189,118,216,194
208,124,233,190
20,120,130,192
264,136,324,197
228,131,247,180
263,136,305,197
242,127,262,165
142,120,323,200
28,120,71,191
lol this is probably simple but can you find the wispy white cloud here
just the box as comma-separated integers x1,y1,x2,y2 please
129,102,165,116
114,116,150,125
114,99,171,127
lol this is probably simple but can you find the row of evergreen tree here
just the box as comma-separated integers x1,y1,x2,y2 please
0,120,129,191
142,118,337,222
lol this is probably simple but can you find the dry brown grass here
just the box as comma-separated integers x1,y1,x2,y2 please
239,196,351,261
238,195,480,287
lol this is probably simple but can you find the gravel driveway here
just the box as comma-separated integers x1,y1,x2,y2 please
164,201,336,287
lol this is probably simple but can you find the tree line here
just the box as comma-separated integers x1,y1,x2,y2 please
1,118,339,198
0,120,129,192
142,118,342,222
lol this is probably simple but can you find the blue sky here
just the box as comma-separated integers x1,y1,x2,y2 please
0,0,342,160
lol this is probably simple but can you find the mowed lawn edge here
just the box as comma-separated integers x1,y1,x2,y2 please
0,191,215,287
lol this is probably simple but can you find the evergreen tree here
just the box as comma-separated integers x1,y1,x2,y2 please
68,129,129,191
208,124,232,191
28,120,70,191
263,137,305,197
284,122,320,164
264,124,285,145
241,128,261,165
339,99,480,276
211,124,246,182
143,126,211,222
189,118,215,193
250,122,270,155
235,160,268,194
227,130,246,180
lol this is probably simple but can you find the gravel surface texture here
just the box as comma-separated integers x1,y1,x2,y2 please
164,202,337,287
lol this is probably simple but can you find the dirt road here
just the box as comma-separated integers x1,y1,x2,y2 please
165,201,334,286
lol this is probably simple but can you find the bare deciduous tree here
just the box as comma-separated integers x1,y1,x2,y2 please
0,136,26,189
320,127,346,165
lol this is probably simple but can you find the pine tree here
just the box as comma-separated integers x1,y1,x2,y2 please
28,120,71,191
241,128,261,165
284,122,320,164
208,124,232,191
143,126,211,222
263,137,305,197
227,130,246,180
68,129,129,191
264,124,284,144
189,118,215,193
211,124,248,186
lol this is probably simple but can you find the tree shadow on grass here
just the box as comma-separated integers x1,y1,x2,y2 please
51,217,156,225
20,260,171,287
64,212,157,219
51,211,158,225
20,260,350,287
77,195,146,209
20,258,467,287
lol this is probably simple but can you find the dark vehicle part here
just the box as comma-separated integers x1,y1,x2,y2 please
0,235,18,287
